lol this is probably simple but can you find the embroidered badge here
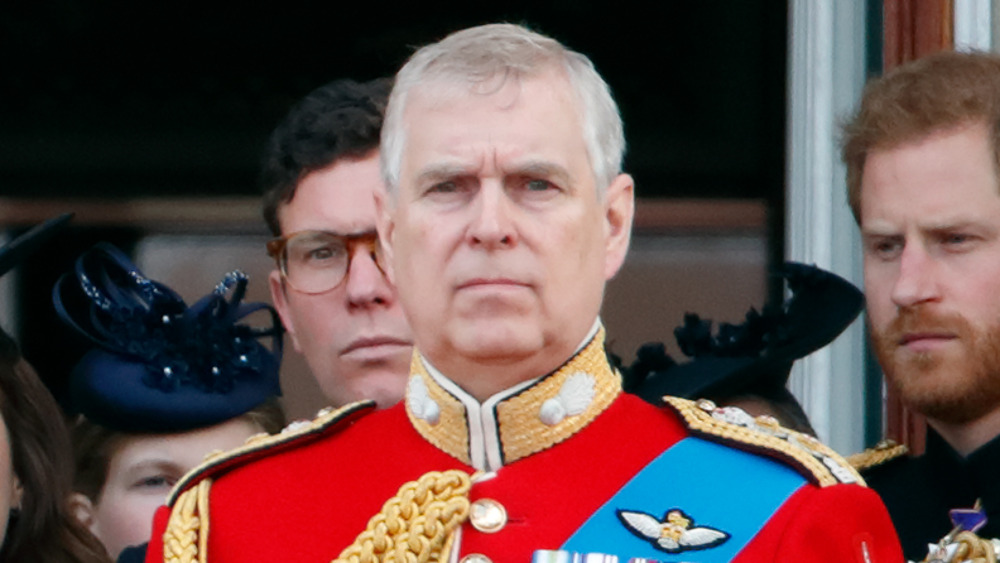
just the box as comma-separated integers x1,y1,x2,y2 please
539,371,596,426
407,375,440,425
914,500,999,563
617,508,730,554
704,401,858,484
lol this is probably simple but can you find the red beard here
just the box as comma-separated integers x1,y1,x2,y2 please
871,307,1000,424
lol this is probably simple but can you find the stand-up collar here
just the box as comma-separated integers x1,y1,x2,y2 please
926,428,1000,522
404,322,621,471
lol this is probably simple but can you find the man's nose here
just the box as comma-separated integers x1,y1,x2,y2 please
890,243,940,308
468,184,516,249
344,247,394,308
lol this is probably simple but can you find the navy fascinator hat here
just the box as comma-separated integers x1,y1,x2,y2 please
53,243,283,433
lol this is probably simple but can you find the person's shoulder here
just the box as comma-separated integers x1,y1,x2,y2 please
116,543,147,563
165,400,377,508
661,396,864,488
851,440,922,497
847,439,910,475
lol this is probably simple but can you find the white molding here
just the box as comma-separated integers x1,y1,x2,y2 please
786,1,867,455
955,0,992,51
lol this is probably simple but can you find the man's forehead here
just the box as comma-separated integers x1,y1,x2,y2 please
860,193,1000,234
404,66,574,112
278,158,383,234
400,72,585,155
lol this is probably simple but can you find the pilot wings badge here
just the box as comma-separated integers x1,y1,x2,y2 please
617,508,730,554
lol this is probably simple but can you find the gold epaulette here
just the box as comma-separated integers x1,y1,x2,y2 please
663,396,865,488
846,440,909,472
166,400,375,507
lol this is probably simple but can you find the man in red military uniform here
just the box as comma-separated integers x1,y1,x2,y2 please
145,23,903,562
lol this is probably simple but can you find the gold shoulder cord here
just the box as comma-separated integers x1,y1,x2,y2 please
664,396,863,487
163,479,212,563
333,470,473,563
846,440,908,471
160,470,471,563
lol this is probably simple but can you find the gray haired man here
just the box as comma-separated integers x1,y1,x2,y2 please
145,24,902,563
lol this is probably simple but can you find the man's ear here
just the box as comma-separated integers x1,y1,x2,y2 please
268,270,302,353
373,187,397,285
69,492,97,534
603,173,635,280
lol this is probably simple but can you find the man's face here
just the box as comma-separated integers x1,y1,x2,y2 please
377,70,633,399
269,153,413,407
861,121,1000,425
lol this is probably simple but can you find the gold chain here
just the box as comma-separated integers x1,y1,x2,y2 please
332,470,473,563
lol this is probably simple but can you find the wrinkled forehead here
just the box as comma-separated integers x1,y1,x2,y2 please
404,64,575,115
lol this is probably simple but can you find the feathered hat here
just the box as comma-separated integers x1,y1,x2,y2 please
624,262,864,403
53,243,283,433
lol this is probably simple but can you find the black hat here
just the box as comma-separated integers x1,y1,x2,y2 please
0,213,74,352
53,243,283,433
624,262,864,404
0,213,74,279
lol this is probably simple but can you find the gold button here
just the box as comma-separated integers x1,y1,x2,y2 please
460,555,492,563
469,498,507,533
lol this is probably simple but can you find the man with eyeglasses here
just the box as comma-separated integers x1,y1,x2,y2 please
261,78,413,408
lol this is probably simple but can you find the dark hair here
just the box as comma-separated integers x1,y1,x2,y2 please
260,78,392,236
72,398,286,504
842,50,1000,223
0,330,110,563
720,389,818,437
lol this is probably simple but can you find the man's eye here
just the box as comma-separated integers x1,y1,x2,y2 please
308,246,341,260
428,181,461,194
296,244,345,264
943,233,971,246
868,239,902,259
525,179,554,192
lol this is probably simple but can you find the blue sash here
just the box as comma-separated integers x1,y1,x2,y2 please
557,437,806,562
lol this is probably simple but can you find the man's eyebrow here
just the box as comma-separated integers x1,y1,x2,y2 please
414,163,471,186
505,160,573,183
860,227,899,238
285,228,376,238
861,219,994,239
412,160,574,186
923,220,983,232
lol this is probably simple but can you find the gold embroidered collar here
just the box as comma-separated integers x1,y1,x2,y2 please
404,324,621,471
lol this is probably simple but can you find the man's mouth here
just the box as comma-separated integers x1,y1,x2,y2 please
897,332,957,351
457,278,531,290
342,337,412,356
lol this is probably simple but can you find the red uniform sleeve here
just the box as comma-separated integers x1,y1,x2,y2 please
144,505,171,563
737,484,904,562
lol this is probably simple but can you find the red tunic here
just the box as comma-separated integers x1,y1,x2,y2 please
146,332,902,562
